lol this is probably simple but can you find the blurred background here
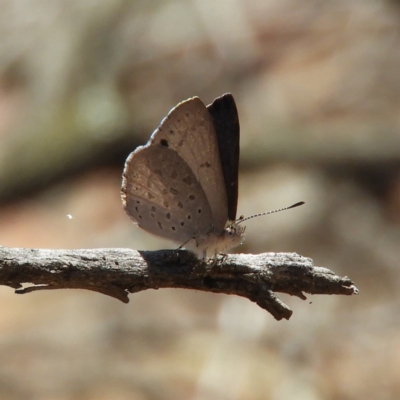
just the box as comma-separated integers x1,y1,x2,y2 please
0,0,399,399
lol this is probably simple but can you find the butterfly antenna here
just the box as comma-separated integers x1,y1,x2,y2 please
236,201,305,224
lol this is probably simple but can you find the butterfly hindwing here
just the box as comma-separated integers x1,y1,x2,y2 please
122,144,214,243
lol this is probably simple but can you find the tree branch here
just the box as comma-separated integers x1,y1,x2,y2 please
0,246,358,320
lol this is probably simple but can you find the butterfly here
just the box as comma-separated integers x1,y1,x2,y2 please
121,93,303,258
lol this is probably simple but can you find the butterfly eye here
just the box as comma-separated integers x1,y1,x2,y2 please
225,227,234,237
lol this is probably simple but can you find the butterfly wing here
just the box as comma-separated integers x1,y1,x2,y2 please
145,97,229,232
122,144,214,243
207,93,240,221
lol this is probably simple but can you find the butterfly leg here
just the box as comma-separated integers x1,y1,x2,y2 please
208,253,227,267
218,252,228,264
177,237,191,250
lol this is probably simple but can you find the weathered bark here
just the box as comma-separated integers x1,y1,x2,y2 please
0,247,358,320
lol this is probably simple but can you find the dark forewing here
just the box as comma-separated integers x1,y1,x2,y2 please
207,93,240,221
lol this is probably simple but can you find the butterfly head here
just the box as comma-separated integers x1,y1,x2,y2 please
223,220,246,248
